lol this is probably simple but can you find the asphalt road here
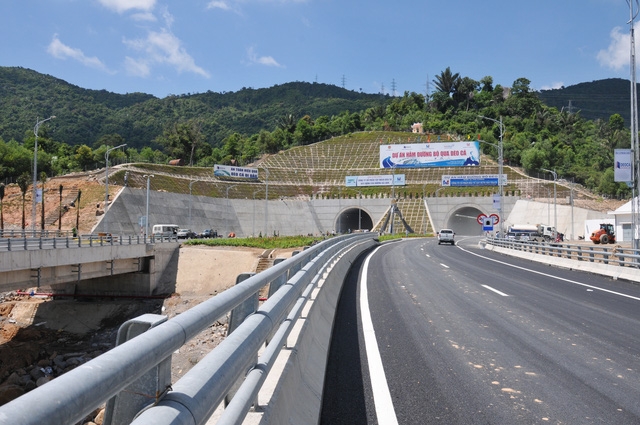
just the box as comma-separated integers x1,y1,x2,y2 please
321,236,640,424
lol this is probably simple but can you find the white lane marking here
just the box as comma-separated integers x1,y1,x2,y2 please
440,263,449,269
361,246,399,425
458,243,640,302
482,284,509,297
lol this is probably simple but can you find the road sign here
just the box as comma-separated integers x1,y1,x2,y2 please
483,217,494,231
489,213,500,225
477,213,487,225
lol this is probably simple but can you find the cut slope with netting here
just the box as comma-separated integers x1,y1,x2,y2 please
112,131,589,235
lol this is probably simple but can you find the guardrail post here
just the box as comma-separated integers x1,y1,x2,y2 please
226,272,258,407
103,314,169,425
577,246,582,261
602,248,609,265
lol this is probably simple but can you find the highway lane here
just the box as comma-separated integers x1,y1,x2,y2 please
321,237,640,424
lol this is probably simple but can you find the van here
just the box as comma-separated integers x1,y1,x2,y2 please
152,224,179,239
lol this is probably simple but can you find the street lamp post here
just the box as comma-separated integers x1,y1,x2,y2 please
189,180,201,227
143,174,154,239
357,191,362,231
478,115,504,237
542,168,558,240
390,164,397,234
58,184,63,232
226,184,238,237
253,188,264,237
104,143,126,234
32,116,55,233
263,168,269,237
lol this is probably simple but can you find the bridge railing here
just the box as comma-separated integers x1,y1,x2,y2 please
485,237,640,267
0,232,378,425
0,233,178,251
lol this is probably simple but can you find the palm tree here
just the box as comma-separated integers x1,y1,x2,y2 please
17,173,30,230
433,67,460,97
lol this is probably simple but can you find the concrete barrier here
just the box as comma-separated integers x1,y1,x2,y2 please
258,238,378,424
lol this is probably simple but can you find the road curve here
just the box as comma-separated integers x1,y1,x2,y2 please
322,237,640,424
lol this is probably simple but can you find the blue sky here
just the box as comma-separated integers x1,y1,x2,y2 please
0,0,636,98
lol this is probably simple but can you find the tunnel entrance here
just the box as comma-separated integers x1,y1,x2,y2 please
335,208,373,233
446,206,487,235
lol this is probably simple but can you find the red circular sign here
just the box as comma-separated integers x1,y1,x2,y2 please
489,213,500,224
477,214,487,225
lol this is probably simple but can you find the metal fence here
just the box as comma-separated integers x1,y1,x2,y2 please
486,238,640,268
0,233,178,251
0,232,377,425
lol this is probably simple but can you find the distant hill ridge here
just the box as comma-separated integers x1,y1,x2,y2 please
537,78,632,123
0,66,634,149
0,66,385,149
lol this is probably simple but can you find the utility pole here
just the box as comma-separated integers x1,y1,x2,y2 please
630,0,640,250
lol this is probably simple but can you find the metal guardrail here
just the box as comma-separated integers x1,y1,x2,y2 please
486,238,640,268
0,232,377,425
0,233,179,251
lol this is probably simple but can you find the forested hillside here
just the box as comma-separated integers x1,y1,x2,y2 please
537,78,633,123
0,67,385,149
0,66,635,201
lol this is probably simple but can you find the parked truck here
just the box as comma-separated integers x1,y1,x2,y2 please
507,224,557,242
536,224,557,241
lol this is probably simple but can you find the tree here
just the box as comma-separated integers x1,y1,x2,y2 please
155,120,205,166
17,173,30,230
433,67,460,97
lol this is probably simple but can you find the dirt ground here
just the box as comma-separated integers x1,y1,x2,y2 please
0,244,295,417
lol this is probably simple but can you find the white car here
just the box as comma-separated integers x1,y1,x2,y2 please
437,229,455,245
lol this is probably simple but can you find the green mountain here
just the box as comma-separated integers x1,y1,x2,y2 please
0,67,386,149
537,78,632,123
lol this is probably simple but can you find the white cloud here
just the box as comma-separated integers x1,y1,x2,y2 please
246,46,283,67
47,34,113,73
207,1,232,11
130,12,157,22
124,29,211,78
124,56,151,77
597,26,630,70
98,0,156,14
540,82,564,91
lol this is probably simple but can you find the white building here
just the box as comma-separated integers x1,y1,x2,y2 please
609,198,640,242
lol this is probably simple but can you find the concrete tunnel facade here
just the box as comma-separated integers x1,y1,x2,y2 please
335,208,374,233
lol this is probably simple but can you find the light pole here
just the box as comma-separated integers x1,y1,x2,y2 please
478,115,504,237
542,168,557,239
32,116,55,233
390,164,397,234
143,174,154,239
263,167,269,237
226,184,238,237
357,191,362,231
630,0,640,250
189,179,201,227
253,188,264,237
58,184,63,233
104,143,126,234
